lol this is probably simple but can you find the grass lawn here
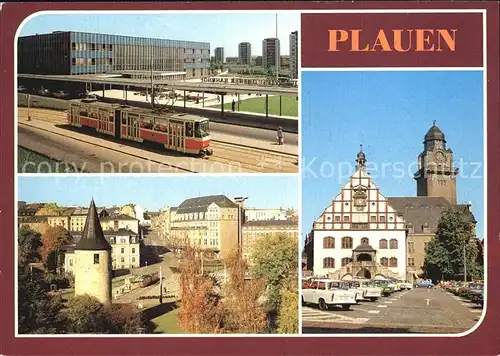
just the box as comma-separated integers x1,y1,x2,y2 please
152,307,183,334
210,95,298,117
18,146,81,173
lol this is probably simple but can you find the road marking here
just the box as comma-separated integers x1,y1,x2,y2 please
377,305,388,308
384,301,393,304
470,309,483,313
367,310,380,314
390,298,397,301
425,298,430,306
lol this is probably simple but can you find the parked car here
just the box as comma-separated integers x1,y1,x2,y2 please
81,94,98,103
340,280,365,302
355,279,382,301
373,279,394,296
17,85,27,92
53,90,70,98
415,280,435,288
37,87,49,96
400,281,414,290
302,279,357,310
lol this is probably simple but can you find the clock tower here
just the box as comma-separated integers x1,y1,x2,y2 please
414,122,458,204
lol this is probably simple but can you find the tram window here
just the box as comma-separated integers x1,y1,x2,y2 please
122,117,126,125
186,122,194,137
140,116,153,129
195,120,210,138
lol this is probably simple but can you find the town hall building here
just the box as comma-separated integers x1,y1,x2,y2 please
304,122,476,281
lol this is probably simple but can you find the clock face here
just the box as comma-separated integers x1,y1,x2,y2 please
436,151,445,162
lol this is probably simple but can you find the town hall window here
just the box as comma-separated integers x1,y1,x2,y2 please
380,216,386,223
408,241,415,253
323,257,335,268
343,216,350,222
361,237,369,245
341,257,352,267
334,215,341,222
379,239,388,249
323,237,335,249
341,236,353,249
93,254,100,264
380,257,388,266
389,239,398,249
389,257,398,267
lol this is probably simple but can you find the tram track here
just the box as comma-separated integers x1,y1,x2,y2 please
17,107,297,173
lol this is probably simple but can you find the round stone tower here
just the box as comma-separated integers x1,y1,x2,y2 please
74,199,112,305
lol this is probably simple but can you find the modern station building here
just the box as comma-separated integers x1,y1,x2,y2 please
17,31,211,79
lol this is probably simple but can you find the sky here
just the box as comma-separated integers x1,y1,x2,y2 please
18,175,298,211
19,12,299,57
301,70,484,241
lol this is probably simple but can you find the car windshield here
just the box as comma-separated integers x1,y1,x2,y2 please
195,120,210,138
361,281,375,287
328,282,349,290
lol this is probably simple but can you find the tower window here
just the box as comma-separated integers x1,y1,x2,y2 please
93,254,100,264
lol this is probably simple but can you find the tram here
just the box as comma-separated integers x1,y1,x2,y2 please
67,99,213,157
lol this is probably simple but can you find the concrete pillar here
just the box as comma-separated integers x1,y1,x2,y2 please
202,91,205,108
221,94,224,115
183,90,186,110
237,93,240,112
265,94,269,119
279,96,282,116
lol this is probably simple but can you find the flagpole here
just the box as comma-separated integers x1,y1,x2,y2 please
276,13,279,82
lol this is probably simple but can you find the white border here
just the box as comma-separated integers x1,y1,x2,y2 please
14,8,487,339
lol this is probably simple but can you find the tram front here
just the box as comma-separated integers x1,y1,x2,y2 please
195,118,213,156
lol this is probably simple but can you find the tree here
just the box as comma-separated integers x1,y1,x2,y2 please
106,304,154,334
276,274,299,334
35,203,60,216
66,295,109,333
250,233,298,311
222,249,267,334
18,226,42,266
424,207,481,281
41,225,72,273
18,265,66,334
177,243,224,333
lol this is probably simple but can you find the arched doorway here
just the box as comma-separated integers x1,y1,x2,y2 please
357,253,372,262
356,268,371,279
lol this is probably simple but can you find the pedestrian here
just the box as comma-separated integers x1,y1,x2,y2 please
231,99,235,112
217,95,220,102
196,94,200,104
277,126,284,145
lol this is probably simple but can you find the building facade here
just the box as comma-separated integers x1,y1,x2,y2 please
18,31,211,78
304,123,477,281
238,42,251,65
214,47,224,64
169,195,240,258
311,151,408,280
262,38,280,69
19,216,50,235
289,31,298,79
242,219,299,260
244,208,287,221
100,214,139,234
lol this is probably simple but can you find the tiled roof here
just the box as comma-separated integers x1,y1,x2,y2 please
19,216,49,223
176,195,238,214
100,214,138,221
387,197,475,234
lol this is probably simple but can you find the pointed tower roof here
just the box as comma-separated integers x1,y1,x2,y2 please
75,199,111,251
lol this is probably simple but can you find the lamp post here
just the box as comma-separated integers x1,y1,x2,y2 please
463,244,467,282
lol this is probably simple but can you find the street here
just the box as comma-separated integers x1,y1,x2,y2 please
302,288,483,334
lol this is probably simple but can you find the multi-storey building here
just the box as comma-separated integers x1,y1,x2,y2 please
169,195,240,258
244,208,287,221
18,216,50,235
47,208,75,231
18,31,211,78
289,31,298,79
238,42,251,65
100,214,139,234
262,38,280,69
304,123,477,281
65,228,141,273
70,206,109,232
242,219,299,261
214,47,224,64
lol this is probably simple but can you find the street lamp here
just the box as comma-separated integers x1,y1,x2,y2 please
234,196,248,254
